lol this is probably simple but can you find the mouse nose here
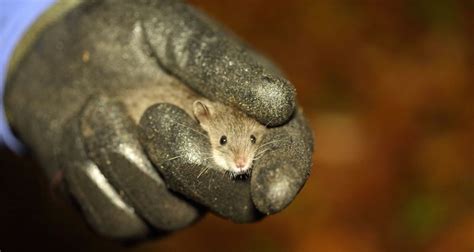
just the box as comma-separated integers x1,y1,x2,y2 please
235,156,247,169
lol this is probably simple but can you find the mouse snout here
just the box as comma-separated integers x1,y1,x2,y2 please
235,156,247,169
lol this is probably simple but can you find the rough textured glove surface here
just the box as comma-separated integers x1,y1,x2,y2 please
4,0,313,239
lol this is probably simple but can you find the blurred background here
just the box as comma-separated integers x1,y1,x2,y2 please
1,0,473,251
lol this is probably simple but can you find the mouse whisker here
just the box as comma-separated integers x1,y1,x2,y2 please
254,149,270,160
259,139,285,147
198,153,214,159
264,118,275,128
164,154,187,162
227,170,236,180
254,148,271,160
199,156,215,165
175,122,209,138
265,133,287,140
255,147,270,155
257,138,290,150
223,170,229,179
197,166,209,178
270,133,287,139
165,148,210,163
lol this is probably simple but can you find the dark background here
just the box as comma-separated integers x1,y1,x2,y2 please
1,0,473,251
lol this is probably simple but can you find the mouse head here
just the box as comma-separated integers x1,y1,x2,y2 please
193,100,266,176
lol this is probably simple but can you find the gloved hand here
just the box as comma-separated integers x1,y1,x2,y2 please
5,0,313,240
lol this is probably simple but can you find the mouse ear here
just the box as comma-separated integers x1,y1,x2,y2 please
193,100,213,123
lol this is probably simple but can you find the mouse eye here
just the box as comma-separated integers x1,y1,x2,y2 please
219,135,227,145
250,135,256,144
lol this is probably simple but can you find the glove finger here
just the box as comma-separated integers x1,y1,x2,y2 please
80,96,203,231
139,0,295,126
64,161,150,239
60,118,149,239
251,107,314,214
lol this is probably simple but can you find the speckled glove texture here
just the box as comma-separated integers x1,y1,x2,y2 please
5,0,313,239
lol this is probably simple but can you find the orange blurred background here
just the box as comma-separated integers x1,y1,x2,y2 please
1,0,473,251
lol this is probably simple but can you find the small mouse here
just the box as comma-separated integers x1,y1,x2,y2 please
193,99,266,177
123,77,267,178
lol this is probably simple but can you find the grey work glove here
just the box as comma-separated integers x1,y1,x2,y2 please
5,0,313,240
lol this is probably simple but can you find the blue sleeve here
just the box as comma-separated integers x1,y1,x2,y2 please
0,0,56,153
